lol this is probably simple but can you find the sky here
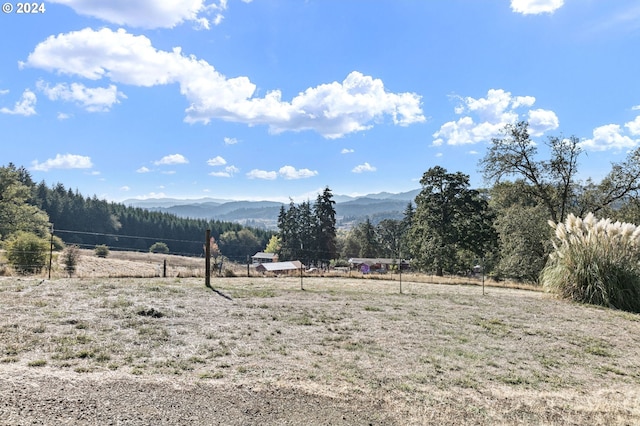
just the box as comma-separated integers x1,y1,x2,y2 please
2,0,640,203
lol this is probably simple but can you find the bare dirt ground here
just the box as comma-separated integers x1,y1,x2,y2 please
1,256,640,424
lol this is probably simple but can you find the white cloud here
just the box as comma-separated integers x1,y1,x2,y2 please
32,153,93,171
625,116,640,136
0,89,9,95
433,89,559,145
206,156,227,166
632,105,640,111
580,124,638,151
209,165,239,178
24,28,425,139
57,112,71,120
352,162,377,173
120,186,130,191
511,0,564,15
46,0,230,30
278,165,318,180
246,169,277,180
223,137,238,145
37,80,125,112
0,89,37,116
527,108,559,136
341,148,355,154
136,166,151,173
154,154,188,165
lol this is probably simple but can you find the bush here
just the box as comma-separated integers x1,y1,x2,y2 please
62,245,81,277
541,213,640,312
94,244,110,258
149,242,169,254
5,231,49,275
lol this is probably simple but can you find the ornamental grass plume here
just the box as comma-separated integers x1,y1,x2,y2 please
541,213,640,312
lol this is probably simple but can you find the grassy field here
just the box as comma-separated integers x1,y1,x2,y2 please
1,273,639,424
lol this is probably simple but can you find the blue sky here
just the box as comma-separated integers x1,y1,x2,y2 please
2,0,640,203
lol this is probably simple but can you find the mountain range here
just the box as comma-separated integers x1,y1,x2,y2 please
123,189,420,230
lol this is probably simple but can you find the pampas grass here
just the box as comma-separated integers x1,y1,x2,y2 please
541,213,640,312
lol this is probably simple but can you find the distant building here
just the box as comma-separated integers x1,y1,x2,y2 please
252,252,278,264
347,258,410,273
255,260,304,274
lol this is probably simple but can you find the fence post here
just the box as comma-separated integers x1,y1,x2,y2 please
48,224,54,280
205,229,211,288
163,258,167,278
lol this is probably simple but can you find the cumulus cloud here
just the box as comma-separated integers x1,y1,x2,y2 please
278,165,318,180
57,112,72,120
0,89,37,116
580,124,638,151
154,154,188,165
32,153,93,171
23,28,425,139
432,89,558,145
47,0,231,30
625,116,640,136
352,162,376,173
136,166,151,173
341,148,355,154
528,108,560,136
37,81,125,112
206,156,227,166
246,169,277,180
511,0,564,15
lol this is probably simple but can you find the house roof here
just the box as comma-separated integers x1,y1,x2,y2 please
256,261,304,272
252,252,277,259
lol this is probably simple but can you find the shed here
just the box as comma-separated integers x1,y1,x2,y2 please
252,252,278,264
255,260,304,274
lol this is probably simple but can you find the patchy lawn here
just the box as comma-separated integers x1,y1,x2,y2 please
0,276,639,425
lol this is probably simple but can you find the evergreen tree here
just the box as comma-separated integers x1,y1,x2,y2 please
314,187,337,267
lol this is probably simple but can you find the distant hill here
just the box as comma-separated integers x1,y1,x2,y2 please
123,189,419,230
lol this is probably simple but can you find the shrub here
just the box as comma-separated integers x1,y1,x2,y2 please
94,244,110,258
149,242,169,254
541,213,640,312
62,245,81,277
5,232,49,275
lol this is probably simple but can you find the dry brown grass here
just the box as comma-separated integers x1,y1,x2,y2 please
1,271,639,424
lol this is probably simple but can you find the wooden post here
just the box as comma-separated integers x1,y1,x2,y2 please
205,229,211,288
399,258,402,294
163,258,167,278
48,224,54,280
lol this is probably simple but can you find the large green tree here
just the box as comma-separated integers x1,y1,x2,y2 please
314,187,337,266
409,166,496,276
0,165,50,240
489,181,551,282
